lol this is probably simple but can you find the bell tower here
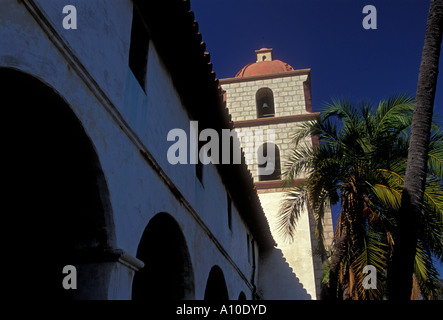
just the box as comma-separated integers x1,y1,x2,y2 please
220,48,334,299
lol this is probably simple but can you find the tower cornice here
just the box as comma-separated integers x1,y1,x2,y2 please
232,112,319,128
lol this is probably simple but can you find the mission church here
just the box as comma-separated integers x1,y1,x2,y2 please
1,0,332,300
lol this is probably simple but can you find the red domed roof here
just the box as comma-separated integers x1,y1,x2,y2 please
235,60,295,77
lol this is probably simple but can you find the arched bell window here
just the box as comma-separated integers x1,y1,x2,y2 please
256,88,275,118
257,143,281,181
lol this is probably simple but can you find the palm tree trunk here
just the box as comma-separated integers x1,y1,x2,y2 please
388,0,443,300
327,226,348,300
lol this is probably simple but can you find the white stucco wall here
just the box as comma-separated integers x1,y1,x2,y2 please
0,0,270,300
258,191,316,298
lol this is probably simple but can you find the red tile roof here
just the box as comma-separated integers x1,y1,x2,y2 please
134,0,276,250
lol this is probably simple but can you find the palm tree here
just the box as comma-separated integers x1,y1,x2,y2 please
388,0,443,300
277,96,443,299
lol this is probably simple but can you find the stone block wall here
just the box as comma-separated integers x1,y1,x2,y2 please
223,74,309,121
221,73,313,182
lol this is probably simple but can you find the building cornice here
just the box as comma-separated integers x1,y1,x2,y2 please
255,179,307,190
233,113,320,128
220,68,311,85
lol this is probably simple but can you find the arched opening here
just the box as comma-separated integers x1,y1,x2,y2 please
204,265,229,301
257,143,281,181
256,88,275,118
238,291,247,300
1,68,114,299
132,213,195,300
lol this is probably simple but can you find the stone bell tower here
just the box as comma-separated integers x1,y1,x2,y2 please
220,48,334,299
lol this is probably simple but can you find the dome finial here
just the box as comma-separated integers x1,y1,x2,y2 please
255,48,273,63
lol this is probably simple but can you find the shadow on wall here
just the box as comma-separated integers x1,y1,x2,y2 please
2,68,116,300
258,247,311,300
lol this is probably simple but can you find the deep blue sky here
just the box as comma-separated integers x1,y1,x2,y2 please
191,0,442,118
190,0,443,277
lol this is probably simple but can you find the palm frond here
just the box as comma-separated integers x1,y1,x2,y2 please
321,98,361,130
280,95,442,300
282,144,313,183
427,152,443,179
277,185,309,242
290,120,321,146
350,228,388,299
420,179,443,258
374,94,414,136
427,128,443,179
413,242,441,299
372,184,402,211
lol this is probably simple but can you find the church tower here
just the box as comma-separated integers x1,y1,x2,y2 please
220,48,334,299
